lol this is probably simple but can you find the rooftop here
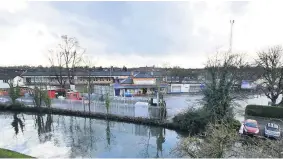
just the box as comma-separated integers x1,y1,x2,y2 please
0,71,23,80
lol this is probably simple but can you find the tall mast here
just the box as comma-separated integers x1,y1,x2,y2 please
229,20,234,53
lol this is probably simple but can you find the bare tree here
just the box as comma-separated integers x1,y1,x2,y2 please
83,55,95,113
49,49,66,88
255,45,283,106
48,35,85,89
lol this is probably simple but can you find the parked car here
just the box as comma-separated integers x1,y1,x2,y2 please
243,119,260,135
264,122,281,139
0,96,12,106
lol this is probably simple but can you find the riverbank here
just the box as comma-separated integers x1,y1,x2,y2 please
0,104,188,132
0,148,33,158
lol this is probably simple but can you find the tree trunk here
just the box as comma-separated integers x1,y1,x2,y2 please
272,98,277,106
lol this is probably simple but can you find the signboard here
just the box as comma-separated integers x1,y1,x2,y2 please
133,79,156,85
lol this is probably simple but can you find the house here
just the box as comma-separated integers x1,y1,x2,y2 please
0,72,25,95
0,72,24,88
112,72,167,97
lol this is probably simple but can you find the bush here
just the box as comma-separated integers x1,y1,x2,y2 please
173,108,211,134
245,104,283,118
226,118,242,131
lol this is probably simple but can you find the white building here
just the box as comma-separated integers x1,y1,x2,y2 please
0,75,25,89
169,83,202,93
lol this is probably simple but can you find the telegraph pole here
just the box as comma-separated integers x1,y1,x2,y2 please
229,20,234,53
156,78,160,107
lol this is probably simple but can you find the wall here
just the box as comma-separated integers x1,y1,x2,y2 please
188,84,202,93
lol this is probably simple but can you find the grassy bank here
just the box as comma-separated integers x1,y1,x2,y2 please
0,104,188,132
245,104,283,118
0,148,33,158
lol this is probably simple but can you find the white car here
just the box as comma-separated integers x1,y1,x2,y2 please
264,122,281,139
0,97,12,106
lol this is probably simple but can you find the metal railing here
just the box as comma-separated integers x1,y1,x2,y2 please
51,98,167,119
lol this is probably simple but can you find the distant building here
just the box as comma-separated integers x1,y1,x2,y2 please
113,72,167,97
21,70,166,95
21,71,132,87
0,72,25,95
169,83,203,93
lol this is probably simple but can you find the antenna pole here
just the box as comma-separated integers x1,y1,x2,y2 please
229,20,234,53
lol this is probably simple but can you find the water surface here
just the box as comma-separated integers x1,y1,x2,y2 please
0,112,181,158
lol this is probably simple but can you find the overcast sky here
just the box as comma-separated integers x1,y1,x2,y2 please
1,0,283,68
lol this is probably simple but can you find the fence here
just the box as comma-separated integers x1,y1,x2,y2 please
51,98,167,119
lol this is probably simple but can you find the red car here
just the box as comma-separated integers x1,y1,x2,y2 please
243,119,260,135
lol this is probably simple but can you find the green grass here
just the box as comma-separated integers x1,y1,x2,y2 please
0,148,34,158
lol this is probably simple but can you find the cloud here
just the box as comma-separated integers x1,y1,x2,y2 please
1,1,283,68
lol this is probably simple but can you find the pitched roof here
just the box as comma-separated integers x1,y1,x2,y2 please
133,72,153,78
0,71,22,80
120,77,133,84
22,70,133,77
90,71,132,76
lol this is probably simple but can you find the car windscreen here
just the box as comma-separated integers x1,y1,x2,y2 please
266,126,279,131
245,122,258,128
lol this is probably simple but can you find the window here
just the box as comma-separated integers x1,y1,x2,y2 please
245,122,258,128
3,80,8,83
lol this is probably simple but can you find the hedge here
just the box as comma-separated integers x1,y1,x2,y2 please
245,104,283,118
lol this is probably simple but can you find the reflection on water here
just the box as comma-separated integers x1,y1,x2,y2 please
35,114,53,143
11,113,25,135
0,112,180,158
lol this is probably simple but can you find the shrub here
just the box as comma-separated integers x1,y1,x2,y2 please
226,117,241,131
172,108,211,134
174,121,240,158
245,104,283,118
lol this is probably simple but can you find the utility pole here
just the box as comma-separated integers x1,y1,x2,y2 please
229,20,235,53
